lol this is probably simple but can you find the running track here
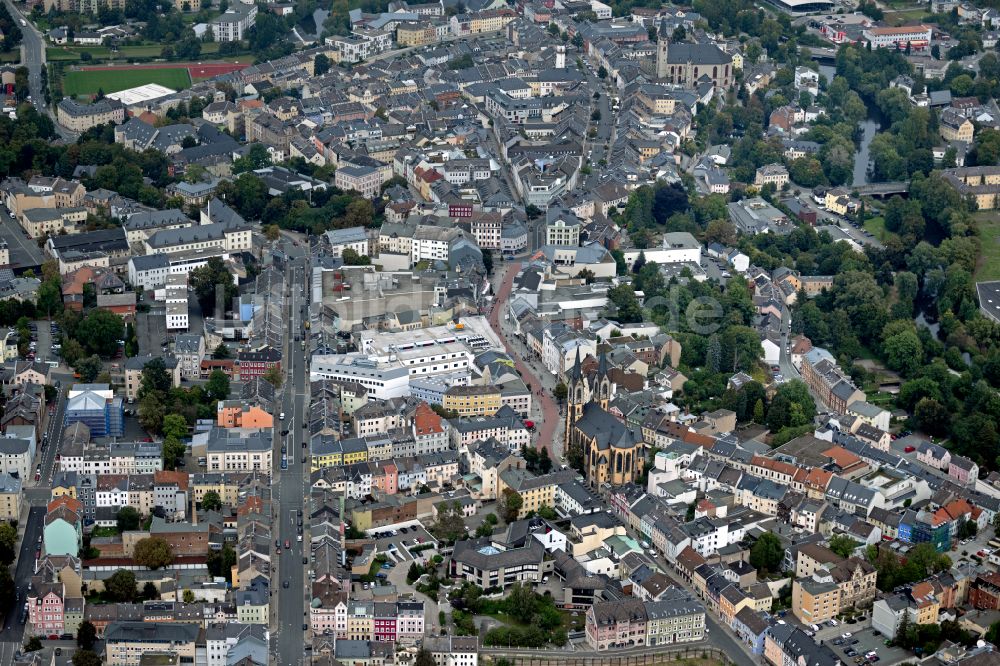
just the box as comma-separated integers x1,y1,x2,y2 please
487,264,558,457
79,62,250,78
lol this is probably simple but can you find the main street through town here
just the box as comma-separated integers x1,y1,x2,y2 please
273,250,311,666
0,0,76,141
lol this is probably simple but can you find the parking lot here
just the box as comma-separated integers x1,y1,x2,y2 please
366,522,438,565
826,627,910,665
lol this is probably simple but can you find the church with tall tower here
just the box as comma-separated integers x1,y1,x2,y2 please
565,348,644,489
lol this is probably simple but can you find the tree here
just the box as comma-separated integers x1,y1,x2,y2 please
142,581,159,600
0,564,13,614
341,248,371,265
116,506,141,532
415,648,437,666
74,355,103,383
138,394,165,434
162,414,188,441
183,589,196,603
430,501,467,542
206,370,230,402
105,569,137,601
162,437,186,471
264,224,280,241
232,143,272,175
76,621,97,650
554,382,567,401
0,522,16,565
749,532,784,575
883,329,923,376
201,490,222,512
498,488,523,523
214,343,232,359
606,284,642,323
766,380,816,432
190,257,238,317
262,365,283,389
134,537,174,570
829,534,860,558
72,650,102,666
206,542,237,582
75,309,125,358
597,65,607,79
342,198,374,228
314,53,331,76
23,636,41,652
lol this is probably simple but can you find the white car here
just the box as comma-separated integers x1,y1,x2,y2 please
811,624,821,632
279,412,286,420
842,632,852,639
829,619,839,626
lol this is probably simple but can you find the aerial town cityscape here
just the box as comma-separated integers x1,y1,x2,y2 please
0,0,998,663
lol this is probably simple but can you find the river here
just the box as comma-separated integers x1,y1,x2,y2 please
819,64,882,186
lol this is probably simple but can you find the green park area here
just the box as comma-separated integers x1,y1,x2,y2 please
62,67,192,97
975,211,1000,282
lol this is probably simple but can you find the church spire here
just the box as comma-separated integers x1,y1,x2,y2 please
597,348,609,379
571,346,582,382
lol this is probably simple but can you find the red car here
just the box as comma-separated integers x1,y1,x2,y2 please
903,445,915,453
284,540,290,549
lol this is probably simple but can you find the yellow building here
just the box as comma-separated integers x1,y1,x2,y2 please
347,602,374,640
0,475,21,520
942,166,1000,210
497,468,560,519
191,473,242,506
442,385,502,417
469,8,515,32
396,22,436,46
940,113,974,143
791,576,841,624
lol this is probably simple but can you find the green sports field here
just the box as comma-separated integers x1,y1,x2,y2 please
62,67,192,97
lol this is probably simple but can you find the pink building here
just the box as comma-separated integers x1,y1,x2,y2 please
28,581,64,636
309,579,347,637
949,455,979,485
396,601,425,643
916,441,950,470
586,598,648,651
372,461,398,496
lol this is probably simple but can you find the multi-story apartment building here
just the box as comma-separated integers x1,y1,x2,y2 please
56,98,125,132
335,165,384,199
204,428,272,473
442,385,501,417
237,347,282,382
104,622,200,666
27,580,65,636
210,2,257,41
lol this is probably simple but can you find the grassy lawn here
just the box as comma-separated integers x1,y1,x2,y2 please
863,216,889,242
63,67,192,96
976,211,1000,282
91,526,119,537
884,8,931,25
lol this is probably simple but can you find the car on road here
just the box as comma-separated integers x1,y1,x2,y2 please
279,412,285,420
284,540,290,549
283,580,289,588
303,623,308,631
842,632,852,639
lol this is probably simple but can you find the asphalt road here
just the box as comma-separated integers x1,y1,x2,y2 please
0,208,45,271
0,505,44,643
274,255,310,666
0,1,71,139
